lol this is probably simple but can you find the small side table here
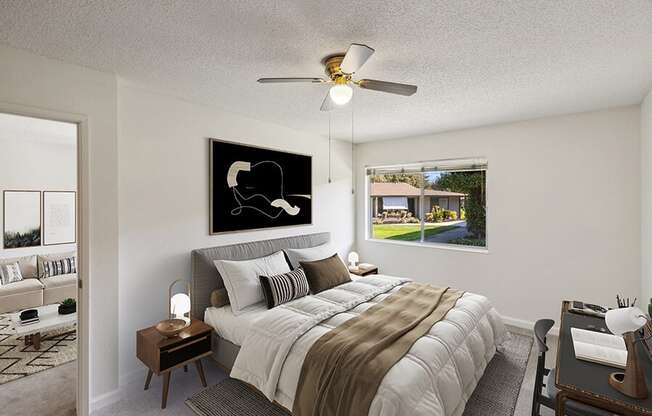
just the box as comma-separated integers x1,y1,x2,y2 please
136,319,212,409
348,264,378,277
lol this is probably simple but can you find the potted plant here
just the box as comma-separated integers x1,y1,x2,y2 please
58,298,76,315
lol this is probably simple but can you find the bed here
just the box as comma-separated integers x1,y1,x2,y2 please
191,232,507,416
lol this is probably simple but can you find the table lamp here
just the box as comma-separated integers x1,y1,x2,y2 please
348,251,359,268
605,307,649,399
155,279,192,338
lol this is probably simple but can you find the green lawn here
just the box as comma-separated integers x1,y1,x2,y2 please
372,223,459,241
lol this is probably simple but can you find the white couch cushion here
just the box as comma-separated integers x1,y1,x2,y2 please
0,278,44,296
40,273,77,290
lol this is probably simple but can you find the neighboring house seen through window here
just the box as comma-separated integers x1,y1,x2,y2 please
366,158,487,249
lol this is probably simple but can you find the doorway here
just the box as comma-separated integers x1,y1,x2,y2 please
0,110,85,416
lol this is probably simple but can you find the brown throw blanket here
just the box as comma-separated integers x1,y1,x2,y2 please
292,283,464,416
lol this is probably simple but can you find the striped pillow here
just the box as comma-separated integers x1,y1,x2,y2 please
259,268,309,309
42,256,77,278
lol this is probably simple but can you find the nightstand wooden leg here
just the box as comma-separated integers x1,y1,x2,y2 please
184,365,188,372
33,333,41,350
162,371,171,409
144,369,153,390
195,359,207,387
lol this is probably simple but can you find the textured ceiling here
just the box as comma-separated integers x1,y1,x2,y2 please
1,0,651,142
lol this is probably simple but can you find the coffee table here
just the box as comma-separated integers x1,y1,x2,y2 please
9,304,77,350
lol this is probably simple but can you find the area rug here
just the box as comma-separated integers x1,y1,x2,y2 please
0,314,77,385
185,333,533,416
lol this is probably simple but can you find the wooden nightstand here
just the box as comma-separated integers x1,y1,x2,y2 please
348,264,378,276
136,319,212,408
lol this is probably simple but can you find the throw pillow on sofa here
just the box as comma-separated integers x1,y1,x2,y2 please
0,262,24,285
42,256,77,278
38,251,76,278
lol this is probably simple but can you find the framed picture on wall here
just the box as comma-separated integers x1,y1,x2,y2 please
210,138,312,234
43,191,76,245
3,190,41,249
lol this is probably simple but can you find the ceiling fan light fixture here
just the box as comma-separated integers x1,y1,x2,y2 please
329,84,353,105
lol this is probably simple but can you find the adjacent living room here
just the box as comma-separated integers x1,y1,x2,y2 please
0,112,78,415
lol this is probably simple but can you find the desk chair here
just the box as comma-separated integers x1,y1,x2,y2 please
532,319,616,416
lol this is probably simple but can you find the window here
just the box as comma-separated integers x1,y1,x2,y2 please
367,158,487,249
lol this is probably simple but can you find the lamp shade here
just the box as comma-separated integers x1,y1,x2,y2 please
348,251,359,266
605,307,647,335
170,293,191,318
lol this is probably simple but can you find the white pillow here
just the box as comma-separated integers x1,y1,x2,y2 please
213,251,290,315
284,243,336,269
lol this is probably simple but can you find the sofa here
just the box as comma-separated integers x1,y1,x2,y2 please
0,252,77,314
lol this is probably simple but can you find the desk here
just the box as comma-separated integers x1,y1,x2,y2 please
555,301,652,415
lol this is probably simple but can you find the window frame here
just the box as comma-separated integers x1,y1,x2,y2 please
364,158,489,253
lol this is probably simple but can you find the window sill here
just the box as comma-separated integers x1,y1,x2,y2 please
364,237,489,254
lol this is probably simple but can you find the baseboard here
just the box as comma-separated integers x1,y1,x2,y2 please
89,388,121,414
89,368,145,413
500,314,560,337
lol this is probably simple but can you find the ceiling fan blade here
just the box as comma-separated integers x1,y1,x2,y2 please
320,90,336,111
340,44,375,74
257,77,326,83
358,79,417,96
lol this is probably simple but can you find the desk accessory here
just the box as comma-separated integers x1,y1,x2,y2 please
570,300,607,318
605,307,649,399
155,279,191,338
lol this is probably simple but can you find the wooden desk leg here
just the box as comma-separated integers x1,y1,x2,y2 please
144,370,153,390
162,372,171,409
555,391,568,416
195,359,207,387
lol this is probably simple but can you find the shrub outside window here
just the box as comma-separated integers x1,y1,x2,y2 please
367,158,487,249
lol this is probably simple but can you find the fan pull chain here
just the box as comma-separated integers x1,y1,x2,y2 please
351,92,355,194
328,111,332,184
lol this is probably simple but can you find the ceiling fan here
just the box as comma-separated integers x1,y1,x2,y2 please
257,43,418,111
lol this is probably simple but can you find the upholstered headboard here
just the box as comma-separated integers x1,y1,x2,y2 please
190,232,330,319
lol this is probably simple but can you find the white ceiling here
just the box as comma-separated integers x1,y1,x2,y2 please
1,1,651,142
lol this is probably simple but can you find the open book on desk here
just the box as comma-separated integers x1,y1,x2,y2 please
571,327,627,369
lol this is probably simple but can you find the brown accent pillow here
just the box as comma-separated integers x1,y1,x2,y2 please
300,254,351,294
210,288,230,307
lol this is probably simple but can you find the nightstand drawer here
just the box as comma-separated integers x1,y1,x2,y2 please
159,333,211,371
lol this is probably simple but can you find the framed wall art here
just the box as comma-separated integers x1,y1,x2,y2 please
210,139,312,234
3,190,41,249
43,191,76,245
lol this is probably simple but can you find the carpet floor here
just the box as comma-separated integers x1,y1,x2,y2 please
0,314,77,385
186,333,533,416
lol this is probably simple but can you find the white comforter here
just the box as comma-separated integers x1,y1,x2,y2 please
231,275,507,416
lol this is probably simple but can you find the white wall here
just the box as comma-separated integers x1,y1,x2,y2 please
355,107,641,326
643,89,652,310
0,112,77,258
117,82,354,380
0,44,119,404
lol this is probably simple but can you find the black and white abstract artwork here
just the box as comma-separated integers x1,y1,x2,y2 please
3,190,41,249
210,139,312,233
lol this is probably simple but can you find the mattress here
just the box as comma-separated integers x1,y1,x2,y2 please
204,302,268,346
